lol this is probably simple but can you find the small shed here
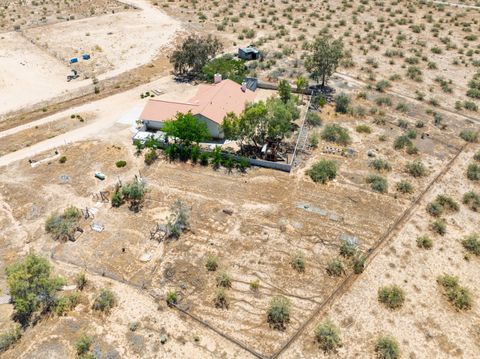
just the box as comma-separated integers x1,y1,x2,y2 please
238,47,260,60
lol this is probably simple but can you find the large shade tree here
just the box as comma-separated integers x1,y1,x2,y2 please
6,253,64,324
305,35,344,87
222,97,299,150
170,35,223,78
163,112,210,146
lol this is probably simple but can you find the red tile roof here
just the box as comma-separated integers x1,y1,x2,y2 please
140,79,256,125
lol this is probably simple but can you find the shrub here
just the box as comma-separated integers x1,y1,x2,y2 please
396,180,413,194
290,252,306,272
474,150,480,162
467,163,480,181
314,320,342,352
416,236,433,249
216,271,232,288
460,130,478,143
375,80,391,92
115,160,127,168
437,274,473,310
431,219,446,236
321,125,351,145
0,325,22,353
366,174,388,193
340,240,357,258
144,148,158,165
53,293,79,316
308,159,337,184
463,191,480,211
59,156,67,163
378,285,405,309
335,93,350,113
369,158,392,172
306,112,322,126
356,124,371,133
426,201,443,217
205,254,219,271
166,290,178,306
375,336,400,359
92,289,116,313
462,233,480,256
352,254,366,274
436,195,459,212
76,334,92,356
76,271,87,290
326,258,344,276
214,288,229,309
45,206,81,241
250,279,260,291
111,190,122,207
405,161,427,177
393,135,412,150
267,296,291,330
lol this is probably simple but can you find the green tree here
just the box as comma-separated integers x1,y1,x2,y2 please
6,253,64,324
163,112,210,146
295,76,309,102
202,56,247,84
305,36,344,86
170,35,223,78
278,79,292,103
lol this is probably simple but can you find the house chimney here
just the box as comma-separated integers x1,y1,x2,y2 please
241,81,247,92
214,73,222,84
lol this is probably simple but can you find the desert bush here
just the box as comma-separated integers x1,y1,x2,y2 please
92,289,116,313
462,233,480,256
54,293,79,316
416,236,433,249
436,195,459,212
426,201,443,216
405,161,427,177
462,191,480,211
431,219,447,236
467,163,480,180
214,288,229,309
166,290,178,307
144,148,158,165
75,271,87,291
111,190,122,207
326,258,344,276
309,133,319,148
474,151,480,162
321,125,351,145
306,112,322,126
369,158,392,172
378,285,405,309
0,325,22,353
375,80,391,92
45,206,81,241
437,274,472,310
396,180,413,194
75,334,92,357
250,279,260,292
375,335,400,359
340,239,357,258
290,252,306,272
352,254,366,274
356,124,371,133
115,160,127,168
459,130,478,143
216,271,232,288
59,156,67,163
335,93,350,113
366,174,388,193
393,135,412,150
267,296,291,330
308,159,337,184
205,254,219,271
314,319,341,352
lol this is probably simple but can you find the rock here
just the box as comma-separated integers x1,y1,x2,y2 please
160,335,167,344
223,209,234,215
367,149,376,157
